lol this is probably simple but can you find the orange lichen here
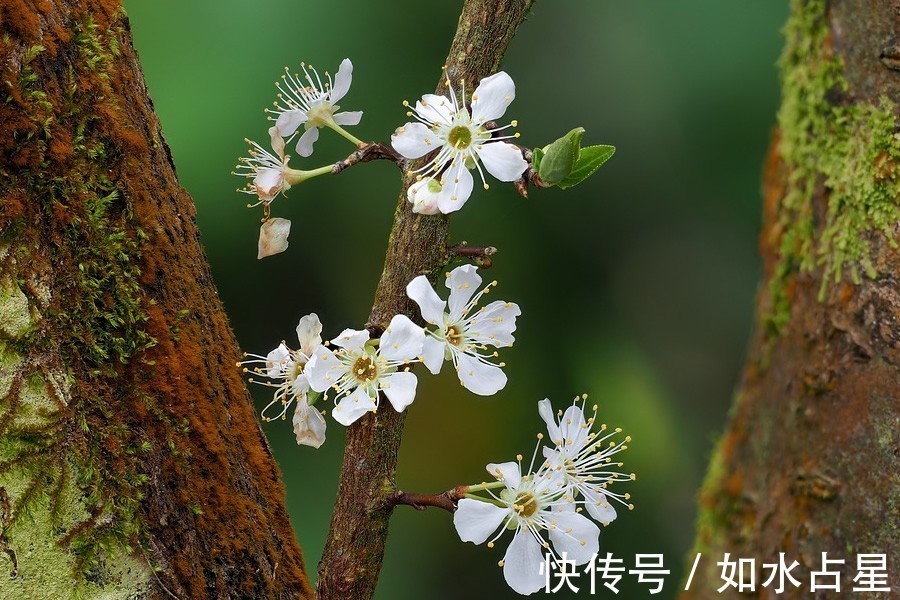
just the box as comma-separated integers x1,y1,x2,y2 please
1,2,311,597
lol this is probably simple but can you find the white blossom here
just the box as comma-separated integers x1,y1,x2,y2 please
240,314,326,448
234,126,297,205
406,264,519,395
305,315,425,426
270,58,363,157
406,178,442,215
539,397,634,524
454,455,600,596
392,70,527,213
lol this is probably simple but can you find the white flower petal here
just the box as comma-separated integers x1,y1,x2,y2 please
333,110,363,126
391,123,440,159
559,404,589,448
253,168,284,202
330,328,370,352
380,371,418,413
445,264,482,319
406,276,446,325
295,313,323,357
486,461,521,488
539,451,568,486
292,373,310,397
269,125,286,159
437,158,474,214
332,386,376,426
475,141,527,182
467,300,520,346
421,335,445,375
416,93,454,125
502,528,546,596
582,486,618,524
276,109,308,137
330,58,353,104
456,350,507,396
548,509,600,565
265,343,291,377
257,217,291,259
471,71,515,124
453,498,508,544
537,399,561,446
292,401,326,448
379,314,425,361
407,179,441,215
305,346,348,393
295,126,320,157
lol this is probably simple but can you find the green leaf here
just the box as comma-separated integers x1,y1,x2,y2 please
532,146,544,174
537,127,584,184
558,145,615,189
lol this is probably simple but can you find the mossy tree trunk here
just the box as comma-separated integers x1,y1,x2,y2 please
0,1,311,598
688,0,899,597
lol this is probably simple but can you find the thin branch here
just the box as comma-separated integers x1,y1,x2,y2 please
448,242,498,268
388,486,469,513
139,545,183,600
332,142,405,174
317,2,536,598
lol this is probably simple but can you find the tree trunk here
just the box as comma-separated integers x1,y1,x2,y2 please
0,2,311,598
315,1,534,599
688,0,899,597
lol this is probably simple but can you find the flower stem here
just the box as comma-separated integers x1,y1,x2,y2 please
462,493,505,507
465,481,506,493
327,121,366,147
286,164,335,186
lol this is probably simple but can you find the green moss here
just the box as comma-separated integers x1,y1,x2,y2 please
0,457,150,600
0,275,31,340
690,435,729,557
765,0,900,334
0,10,156,597
58,189,155,367
0,341,24,398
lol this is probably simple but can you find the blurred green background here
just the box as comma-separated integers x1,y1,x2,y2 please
124,1,787,597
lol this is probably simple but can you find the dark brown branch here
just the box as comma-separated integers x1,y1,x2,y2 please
331,142,404,174
448,242,498,268
316,2,536,599
388,486,469,513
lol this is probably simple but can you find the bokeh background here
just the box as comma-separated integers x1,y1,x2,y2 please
124,1,788,597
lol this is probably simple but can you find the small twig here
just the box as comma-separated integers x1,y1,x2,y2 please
332,142,405,174
389,486,468,513
448,242,497,268
139,545,183,600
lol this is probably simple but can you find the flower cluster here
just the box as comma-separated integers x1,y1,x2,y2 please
238,314,326,447
236,61,533,260
454,396,634,595
235,58,364,259
234,56,623,597
241,265,519,441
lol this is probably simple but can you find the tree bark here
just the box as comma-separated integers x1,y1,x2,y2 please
0,1,311,598
687,0,899,597
315,1,534,599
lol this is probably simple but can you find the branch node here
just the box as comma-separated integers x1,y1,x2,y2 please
332,142,405,175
